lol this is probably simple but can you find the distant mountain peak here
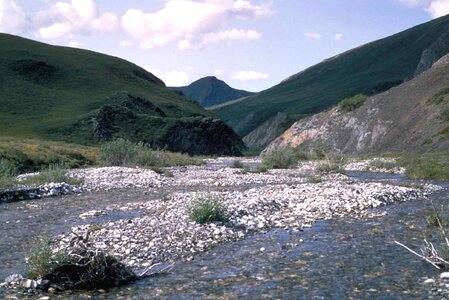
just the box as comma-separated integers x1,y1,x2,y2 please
170,76,254,107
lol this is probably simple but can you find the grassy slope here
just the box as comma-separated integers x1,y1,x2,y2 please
0,33,212,143
213,15,449,137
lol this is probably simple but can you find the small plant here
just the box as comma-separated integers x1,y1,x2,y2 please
231,160,244,168
26,236,68,279
188,194,229,224
338,94,368,112
397,153,449,181
305,176,322,183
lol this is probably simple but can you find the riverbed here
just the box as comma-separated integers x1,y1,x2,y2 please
0,158,448,299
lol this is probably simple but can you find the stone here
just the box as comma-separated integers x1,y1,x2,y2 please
440,272,449,279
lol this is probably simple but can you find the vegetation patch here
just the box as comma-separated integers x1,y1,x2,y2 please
21,163,82,186
428,86,449,104
98,138,203,168
338,94,368,112
305,176,323,184
397,152,449,181
188,194,229,224
0,137,97,174
26,236,68,279
262,147,311,169
442,108,449,121
231,160,244,168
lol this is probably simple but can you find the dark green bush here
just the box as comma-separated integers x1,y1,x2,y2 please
188,195,229,224
338,94,368,112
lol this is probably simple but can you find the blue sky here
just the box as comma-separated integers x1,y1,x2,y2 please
0,0,447,91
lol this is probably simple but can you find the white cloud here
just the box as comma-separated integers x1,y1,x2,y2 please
0,0,30,34
91,12,118,31
121,0,272,49
231,70,268,81
179,28,261,49
334,33,343,41
426,0,449,18
67,40,82,47
119,40,134,47
144,66,190,86
35,0,118,40
304,32,321,39
397,0,449,18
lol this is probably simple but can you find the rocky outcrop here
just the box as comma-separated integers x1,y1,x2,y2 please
60,92,246,156
265,54,449,155
415,31,449,76
243,112,288,149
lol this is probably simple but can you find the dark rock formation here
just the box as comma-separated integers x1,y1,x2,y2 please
415,31,449,76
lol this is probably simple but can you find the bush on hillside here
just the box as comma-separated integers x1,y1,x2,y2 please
338,94,368,112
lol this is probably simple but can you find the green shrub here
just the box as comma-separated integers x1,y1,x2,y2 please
98,138,202,167
188,195,229,224
26,236,68,279
338,94,368,112
262,148,306,169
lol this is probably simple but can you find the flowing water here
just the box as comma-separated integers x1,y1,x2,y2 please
0,172,448,299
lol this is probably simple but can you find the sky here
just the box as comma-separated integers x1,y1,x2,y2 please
0,0,448,92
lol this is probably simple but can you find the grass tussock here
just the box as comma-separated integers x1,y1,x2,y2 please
188,194,229,224
26,236,68,279
338,94,368,112
98,138,203,168
0,158,18,189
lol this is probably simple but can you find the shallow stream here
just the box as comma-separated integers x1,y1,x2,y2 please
0,172,448,299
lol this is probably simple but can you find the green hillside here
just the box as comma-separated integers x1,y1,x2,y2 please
0,33,244,155
212,15,449,138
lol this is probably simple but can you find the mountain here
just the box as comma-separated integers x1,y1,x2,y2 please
264,54,449,154
212,15,449,148
0,33,245,156
170,76,254,107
